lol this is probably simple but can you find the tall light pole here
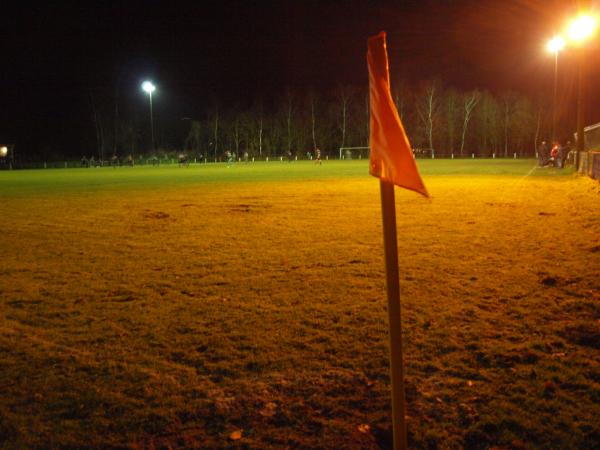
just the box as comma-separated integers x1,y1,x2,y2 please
142,81,156,152
567,14,597,154
546,36,565,142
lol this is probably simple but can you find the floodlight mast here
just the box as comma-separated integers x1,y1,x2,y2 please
566,14,597,154
546,36,565,142
142,81,156,152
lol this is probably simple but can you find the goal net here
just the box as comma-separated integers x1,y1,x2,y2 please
338,146,370,160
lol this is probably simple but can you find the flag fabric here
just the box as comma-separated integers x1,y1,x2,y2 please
368,31,429,198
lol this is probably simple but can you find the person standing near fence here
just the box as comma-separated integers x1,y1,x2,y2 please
564,141,573,166
538,141,548,166
555,142,564,168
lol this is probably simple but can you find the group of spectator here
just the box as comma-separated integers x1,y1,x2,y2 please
537,140,571,168
80,155,133,167
224,150,250,165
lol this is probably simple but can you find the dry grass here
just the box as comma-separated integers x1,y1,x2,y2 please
0,163,599,449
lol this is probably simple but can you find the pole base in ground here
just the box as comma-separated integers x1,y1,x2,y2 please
379,181,408,450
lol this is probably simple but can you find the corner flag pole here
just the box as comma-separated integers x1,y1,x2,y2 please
368,31,428,450
380,180,408,450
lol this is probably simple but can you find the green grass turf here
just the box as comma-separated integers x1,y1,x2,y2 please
0,159,575,196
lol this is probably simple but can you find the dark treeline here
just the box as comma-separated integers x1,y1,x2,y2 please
71,79,565,163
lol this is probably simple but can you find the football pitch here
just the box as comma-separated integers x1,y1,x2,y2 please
0,160,598,448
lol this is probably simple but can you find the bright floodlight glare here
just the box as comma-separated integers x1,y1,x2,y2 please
567,14,597,43
0,146,7,157
142,81,156,94
546,35,566,53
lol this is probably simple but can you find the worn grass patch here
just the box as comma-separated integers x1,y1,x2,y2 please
0,160,598,449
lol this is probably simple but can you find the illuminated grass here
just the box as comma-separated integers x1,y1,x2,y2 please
0,159,573,195
0,160,598,448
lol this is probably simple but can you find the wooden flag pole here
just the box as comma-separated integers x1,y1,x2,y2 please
379,180,408,450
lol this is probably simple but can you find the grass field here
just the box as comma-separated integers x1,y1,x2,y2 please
0,160,598,449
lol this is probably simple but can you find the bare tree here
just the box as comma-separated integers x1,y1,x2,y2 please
445,88,459,156
203,104,221,161
242,101,264,157
460,90,481,157
335,84,354,150
284,89,294,155
113,82,119,156
89,91,105,161
232,114,241,156
531,93,552,156
308,90,318,150
365,90,370,147
120,121,140,156
258,113,263,156
512,97,537,156
256,100,264,157
416,80,441,155
213,106,219,160
184,120,203,154
263,115,281,157
391,80,409,121
533,106,543,156
475,91,501,156
501,93,518,157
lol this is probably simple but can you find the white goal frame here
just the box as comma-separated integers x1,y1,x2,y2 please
339,146,370,160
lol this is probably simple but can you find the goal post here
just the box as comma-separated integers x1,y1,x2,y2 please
339,146,370,160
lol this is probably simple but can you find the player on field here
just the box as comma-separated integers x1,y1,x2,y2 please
314,147,322,165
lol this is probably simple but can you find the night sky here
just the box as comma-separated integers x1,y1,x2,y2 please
2,0,599,157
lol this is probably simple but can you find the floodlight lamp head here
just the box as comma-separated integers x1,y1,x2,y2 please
142,81,156,94
567,14,597,43
546,35,565,53
0,146,7,157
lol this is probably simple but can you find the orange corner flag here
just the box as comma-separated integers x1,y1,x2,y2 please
368,32,429,198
